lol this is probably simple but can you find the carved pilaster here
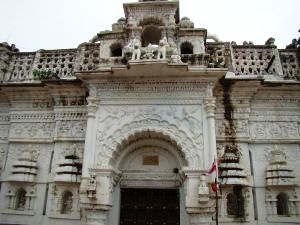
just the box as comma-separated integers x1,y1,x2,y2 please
82,96,99,177
204,97,216,118
86,97,99,118
81,168,120,225
184,169,214,225
204,96,217,168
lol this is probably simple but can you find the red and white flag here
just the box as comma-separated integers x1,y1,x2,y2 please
207,158,218,192
207,159,217,174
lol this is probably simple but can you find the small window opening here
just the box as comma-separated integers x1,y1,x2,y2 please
142,25,161,47
276,193,289,216
180,42,193,54
227,193,239,216
227,186,245,217
15,188,26,211
60,191,73,214
110,43,123,57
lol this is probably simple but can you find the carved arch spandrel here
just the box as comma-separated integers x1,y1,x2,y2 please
96,120,203,168
111,131,188,169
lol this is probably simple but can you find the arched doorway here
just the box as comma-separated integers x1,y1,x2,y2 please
108,131,188,225
142,25,161,47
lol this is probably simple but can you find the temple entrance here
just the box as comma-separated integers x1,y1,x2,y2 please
119,188,180,225
108,130,189,225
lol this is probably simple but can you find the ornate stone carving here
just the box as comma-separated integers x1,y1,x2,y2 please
96,105,204,167
217,120,249,138
231,45,282,77
198,175,209,202
55,143,83,183
7,53,35,82
0,145,6,170
179,17,194,28
250,122,298,139
10,112,54,122
5,184,37,211
0,124,9,140
86,174,97,199
218,144,248,186
157,38,167,60
48,184,80,219
34,49,76,79
55,121,86,138
10,122,54,140
265,145,295,186
94,79,206,100
128,38,141,61
9,144,40,182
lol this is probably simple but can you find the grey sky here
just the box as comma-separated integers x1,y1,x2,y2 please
0,0,299,52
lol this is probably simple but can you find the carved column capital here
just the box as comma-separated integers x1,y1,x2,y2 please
204,97,216,118
86,96,99,117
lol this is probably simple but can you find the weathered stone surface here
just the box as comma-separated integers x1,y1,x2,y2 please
0,1,299,225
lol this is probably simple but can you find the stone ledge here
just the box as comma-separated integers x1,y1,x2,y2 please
0,209,34,216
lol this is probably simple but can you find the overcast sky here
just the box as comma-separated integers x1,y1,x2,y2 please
0,0,299,52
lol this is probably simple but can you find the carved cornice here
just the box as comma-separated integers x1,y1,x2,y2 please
54,108,87,121
9,112,54,122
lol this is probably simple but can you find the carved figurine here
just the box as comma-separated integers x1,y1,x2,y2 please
157,38,167,60
144,43,154,59
87,174,97,198
170,48,182,64
131,38,141,61
198,175,209,202
265,37,275,46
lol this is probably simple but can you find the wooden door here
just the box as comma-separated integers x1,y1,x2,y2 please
120,188,180,225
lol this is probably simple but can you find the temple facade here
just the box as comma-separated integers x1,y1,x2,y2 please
0,0,299,225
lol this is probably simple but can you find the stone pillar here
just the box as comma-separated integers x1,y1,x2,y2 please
204,93,217,168
82,96,99,177
184,169,214,225
82,168,120,225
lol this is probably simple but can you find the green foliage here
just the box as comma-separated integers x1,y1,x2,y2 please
32,69,59,80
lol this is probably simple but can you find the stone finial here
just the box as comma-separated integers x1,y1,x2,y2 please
265,37,275,46
179,17,194,28
286,38,298,49
0,42,19,52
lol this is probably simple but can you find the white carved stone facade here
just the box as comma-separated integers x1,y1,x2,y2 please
0,0,299,225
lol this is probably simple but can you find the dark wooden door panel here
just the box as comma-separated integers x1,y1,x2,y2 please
120,188,180,225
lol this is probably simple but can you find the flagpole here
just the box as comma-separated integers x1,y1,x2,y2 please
215,156,219,225
215,176,218,225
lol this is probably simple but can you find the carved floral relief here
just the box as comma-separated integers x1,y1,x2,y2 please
95,105,204,167
250,122,298,139
10,123,55,139
55,121,86,138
